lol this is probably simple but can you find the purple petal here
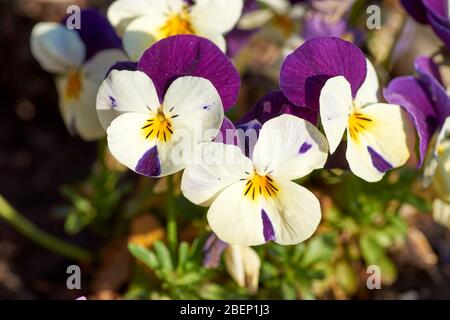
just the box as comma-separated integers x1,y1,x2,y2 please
135,146,162,177
415,56,450,123
303,14,348,40
384,76,438,166
427,11,450,50
203,233,228,269
280,37,366,111
138,35,240,110
238,91,318,125
214,117,240,146
62,9,122,62
367,146,393,173
423,0,450,25
261,209,275,242
400,0,429,24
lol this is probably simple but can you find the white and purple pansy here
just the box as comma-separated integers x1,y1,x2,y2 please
384,56,450,186
107,0,244,60
281,37,411,182
401,0,450,50
181,114,328,246
96,35,240,178
30,9,127,141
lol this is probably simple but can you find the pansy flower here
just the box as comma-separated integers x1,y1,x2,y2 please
280,37,411,182
181,114,328,245
384,56,450,186
30,9,126,141
96,35,240,177
401,0,450,49
107,0,244,60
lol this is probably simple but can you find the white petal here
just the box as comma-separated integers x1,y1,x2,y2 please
55,76,77,135
346,103,411,182
107,112,184,177
122,16,163,61
190,0,244,34
74,78,106,140
258,0,290,13
225,245,261,292
181,142,253,206
355,59,380,106
83,49,128,82
163,76,224,142
207,181,267,246
207,178,322,246
30,22,85,73
238,9,274,30
252,114,328,181
264,179,322,245
319,76,352,154
107,0,173,29
424,117,450,187
97,70,160,130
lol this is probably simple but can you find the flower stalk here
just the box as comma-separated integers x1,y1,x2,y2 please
0,195,92,262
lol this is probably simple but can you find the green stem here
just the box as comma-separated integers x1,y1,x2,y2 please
166,175,178,258
0,195,92,262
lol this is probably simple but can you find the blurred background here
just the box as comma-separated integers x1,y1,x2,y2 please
0,0,449,299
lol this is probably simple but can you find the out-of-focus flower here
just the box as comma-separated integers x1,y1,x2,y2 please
30,9,126,141
96,35,241,178
224,244,261,293
302,0,355,41
401,0,450,49
182,114,327,246
107,0,244,60
281,37,411,182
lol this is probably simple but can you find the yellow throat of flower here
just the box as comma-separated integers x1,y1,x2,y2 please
272,14,294,37
348,110,373,143
244,173,279,201
64,70,83,101
159,8,195,39
142,107,174,142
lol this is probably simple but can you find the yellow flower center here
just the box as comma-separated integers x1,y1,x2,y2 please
244,173,279,201
348,111,373,143
142,107,174,142
159,8,195,39
64,70,82,101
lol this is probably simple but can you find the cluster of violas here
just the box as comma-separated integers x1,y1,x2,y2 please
30,0,450,247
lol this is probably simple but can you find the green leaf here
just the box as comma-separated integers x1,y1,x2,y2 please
128,243,159,270
300,233,336,267
177,241,190,272
153,241,174,272
335,260,358,296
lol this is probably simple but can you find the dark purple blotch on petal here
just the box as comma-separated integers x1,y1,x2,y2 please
138,35,240,110
299,142,312,154
135,146,162,177
106,61,138,78
367,146,393,173
261,209,275,242
280,37,367,111
203,233,228,269
62,8,122,62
